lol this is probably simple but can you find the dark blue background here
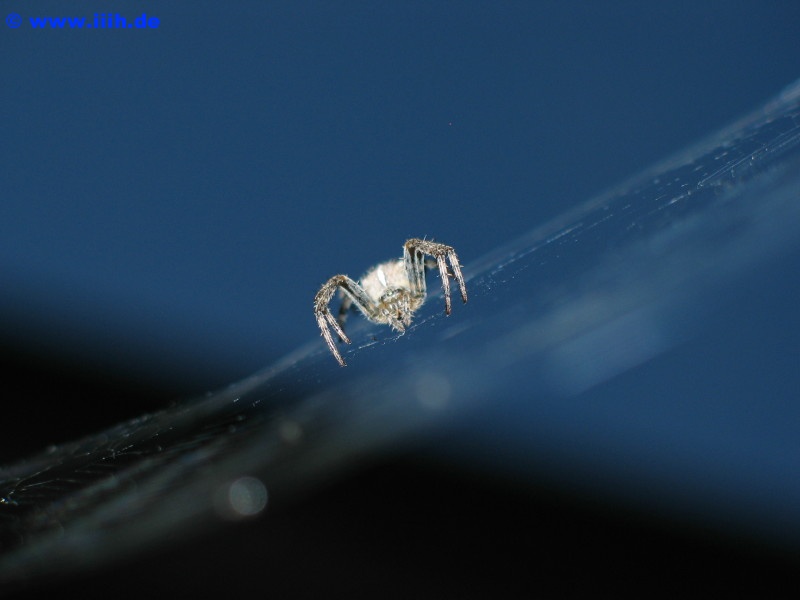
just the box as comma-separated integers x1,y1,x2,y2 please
2,2,799,395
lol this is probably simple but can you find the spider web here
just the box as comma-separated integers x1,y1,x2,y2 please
3,79,800,587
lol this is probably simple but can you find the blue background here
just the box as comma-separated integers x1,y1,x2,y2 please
3,1,799,395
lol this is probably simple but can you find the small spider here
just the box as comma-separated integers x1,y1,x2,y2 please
314,238,468,366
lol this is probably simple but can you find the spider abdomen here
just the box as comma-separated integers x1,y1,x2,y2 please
359,259,415,301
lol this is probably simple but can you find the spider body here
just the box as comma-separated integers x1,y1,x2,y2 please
358,259,421,326
314,238,468,366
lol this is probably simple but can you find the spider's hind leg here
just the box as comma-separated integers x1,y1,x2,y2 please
337,294,353,329
404,238,468,315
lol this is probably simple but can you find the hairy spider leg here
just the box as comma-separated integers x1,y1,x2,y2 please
314,274,383,366
403,245,427,300
337,295,353,329
404,239,468,316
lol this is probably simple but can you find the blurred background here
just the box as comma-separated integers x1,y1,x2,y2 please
2,1,800,596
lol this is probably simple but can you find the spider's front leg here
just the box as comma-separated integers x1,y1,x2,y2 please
314,277,351,366
404,238,468,315
314,275,379,366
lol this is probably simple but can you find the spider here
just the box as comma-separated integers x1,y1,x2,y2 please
314,238,468,366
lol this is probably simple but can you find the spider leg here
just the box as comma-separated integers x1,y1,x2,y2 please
337,295,353,329
314,274,381,366
316,312,347,366
436,253,453,315
446,249,467,303
384,294,410,331
403,244,428,301
404,239,468,315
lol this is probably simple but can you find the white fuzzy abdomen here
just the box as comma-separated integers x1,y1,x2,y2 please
360,259,412,300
